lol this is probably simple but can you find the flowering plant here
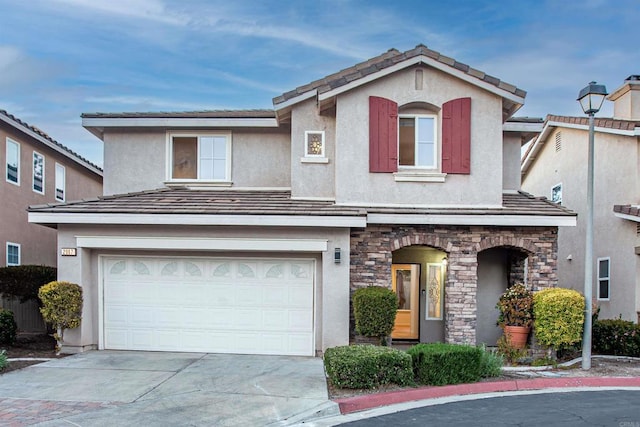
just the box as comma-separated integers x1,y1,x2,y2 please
496,283,534,328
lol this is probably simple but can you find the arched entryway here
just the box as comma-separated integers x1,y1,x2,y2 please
392,246,447,343
476,246,529,345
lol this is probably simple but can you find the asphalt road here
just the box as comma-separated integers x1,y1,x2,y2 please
340,390,640,426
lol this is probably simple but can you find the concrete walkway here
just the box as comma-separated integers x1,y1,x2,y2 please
0,351,338,426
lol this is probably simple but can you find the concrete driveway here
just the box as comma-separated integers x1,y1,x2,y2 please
0,351,338,426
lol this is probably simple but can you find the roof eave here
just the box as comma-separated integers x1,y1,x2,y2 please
0,113,103,177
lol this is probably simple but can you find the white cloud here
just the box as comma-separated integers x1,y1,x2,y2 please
51,0,188,25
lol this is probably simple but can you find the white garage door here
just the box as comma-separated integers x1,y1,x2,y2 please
102,256,314,356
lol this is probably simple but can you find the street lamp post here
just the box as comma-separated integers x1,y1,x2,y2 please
577,81,608,370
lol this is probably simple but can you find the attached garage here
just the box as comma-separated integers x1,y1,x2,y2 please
101,256,315,356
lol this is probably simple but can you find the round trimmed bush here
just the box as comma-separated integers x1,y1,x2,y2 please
38,281,83,342
533,287,585,348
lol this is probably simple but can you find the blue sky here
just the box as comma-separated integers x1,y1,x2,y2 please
1,0,638,166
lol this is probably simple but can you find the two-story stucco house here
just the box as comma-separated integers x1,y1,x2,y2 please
29,45,574,355
1,109,103,331
522,76,640,323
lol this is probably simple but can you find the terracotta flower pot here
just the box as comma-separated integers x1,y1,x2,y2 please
504,325,530,349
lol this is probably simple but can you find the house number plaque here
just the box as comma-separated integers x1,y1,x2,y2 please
61,248,77,256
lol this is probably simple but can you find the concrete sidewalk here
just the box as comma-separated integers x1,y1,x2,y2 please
0,351,338,426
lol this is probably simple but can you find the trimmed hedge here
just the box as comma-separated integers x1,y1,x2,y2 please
533,288,585,348
0,265,57,303
479,348,504,378
593,319,640,357
0,350,7,371
324,345,414,389
0,309,17,345
353,286,398,339
407,343,483,386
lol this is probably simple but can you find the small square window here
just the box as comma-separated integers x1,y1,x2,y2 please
6,243,20,266
305,131,325,157
551,183,562,204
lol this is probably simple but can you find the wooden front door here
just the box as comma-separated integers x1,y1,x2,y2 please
391,264,420,339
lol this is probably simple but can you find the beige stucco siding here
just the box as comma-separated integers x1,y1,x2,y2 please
56,224,350,354
290,99,335,199
502,133,522,191
103,130,166,195
522,127,640,320
333,65,504,206
1,125,102,267
103,129,291,196
231,129,291,188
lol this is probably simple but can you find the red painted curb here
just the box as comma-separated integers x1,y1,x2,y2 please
334,377,640,414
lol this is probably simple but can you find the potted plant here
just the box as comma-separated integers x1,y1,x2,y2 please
496,283,533,349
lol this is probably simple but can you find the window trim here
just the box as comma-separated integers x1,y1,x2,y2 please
551,182,562,204
167,132,232,183
597,256,610,301
32,151,45,195
6,138,20,186
303,131,325,158
6,242,20,266
398,114,438,170
55,163,66,202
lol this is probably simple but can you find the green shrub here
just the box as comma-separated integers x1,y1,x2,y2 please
407,343,483,386
533,288,585,348
324,345,414,389
593,319,640,357
38,281,83,343
496,335,528,364
0,309,17,345
479,347,503,378
496,283,534,328
0,265,57,303
0,350,7,371
353,286,398,339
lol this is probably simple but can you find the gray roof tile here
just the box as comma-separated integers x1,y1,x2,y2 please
273,44,526,106
29,189,574,218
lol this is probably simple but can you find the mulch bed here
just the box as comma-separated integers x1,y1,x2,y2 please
1,333,68,375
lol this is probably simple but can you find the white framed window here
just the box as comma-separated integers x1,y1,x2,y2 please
399,115,437,168
6,242,20,266
169,133,231,181
33,151,45,194
6,138,20,185
597,257,610,301
304,131,325,157
55,163,66,202
551,183,562,204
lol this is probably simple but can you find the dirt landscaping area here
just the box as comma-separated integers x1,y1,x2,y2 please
1,333,68,374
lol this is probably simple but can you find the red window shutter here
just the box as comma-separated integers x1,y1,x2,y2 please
369,96,398,173
442,97,471,174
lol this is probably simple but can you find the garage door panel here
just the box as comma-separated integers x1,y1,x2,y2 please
103,257,314,355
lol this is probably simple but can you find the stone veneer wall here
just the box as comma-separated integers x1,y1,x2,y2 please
350,225,558,345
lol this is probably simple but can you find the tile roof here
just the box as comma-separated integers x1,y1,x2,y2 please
0,109,102,174
29,188,366,217
547,115,640,131
81,110,276,119
273,44,527,105
366,191,575,217
29,189,574,218
614,205,640,217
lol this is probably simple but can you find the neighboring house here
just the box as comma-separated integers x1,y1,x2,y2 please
522,75,640,323
29,45,574,355
1,109,103,331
